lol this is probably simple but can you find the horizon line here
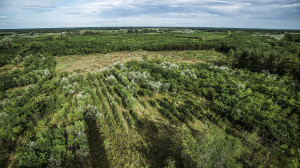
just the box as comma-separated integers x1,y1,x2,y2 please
1,26,300,31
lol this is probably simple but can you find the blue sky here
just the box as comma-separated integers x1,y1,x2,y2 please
0,0,299,29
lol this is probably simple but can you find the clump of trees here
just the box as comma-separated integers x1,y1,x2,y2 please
1,28,299,79
0,54,55,91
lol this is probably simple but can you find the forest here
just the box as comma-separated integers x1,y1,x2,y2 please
0,27,299,168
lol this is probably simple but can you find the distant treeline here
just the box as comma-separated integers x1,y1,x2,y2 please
0,28,300,81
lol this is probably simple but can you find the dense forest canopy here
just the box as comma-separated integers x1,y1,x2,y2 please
0,28,299,168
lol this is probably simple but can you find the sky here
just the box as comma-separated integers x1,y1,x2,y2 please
0,0,299,29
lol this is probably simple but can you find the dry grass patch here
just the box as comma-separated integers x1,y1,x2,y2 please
55,50,227,74
55,51,146,73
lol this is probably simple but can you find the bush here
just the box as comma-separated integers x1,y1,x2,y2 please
179,127,242,168
148,99,158,107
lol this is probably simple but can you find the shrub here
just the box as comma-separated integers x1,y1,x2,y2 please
85,104,97,120
148,81,162,93
107,75,117,85
148,99,158,107
0,37,13,49
179,127,242,168
127,71,150,84
181,69,197,79
159,61,179,70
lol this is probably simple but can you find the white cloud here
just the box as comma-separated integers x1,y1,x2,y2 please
0,16,9,19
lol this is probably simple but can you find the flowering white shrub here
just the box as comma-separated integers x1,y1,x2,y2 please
159,61,179,70
74,129,89,162
107,75,117,85
73,82,80,93
47,154,62,168
27,141,36,148
44,69,51,76
107,64,114,70
209,65,229,73
69,88,75,95
257,33,285,40
148,81,163,93
85,108,94,120
124,96,136,109
76,92,91,103
23,54,33,61
236,82,246,91
98,67,109,75
126,81,137,90
96,111,102,120
60,77,69,86
262,70,278,80
66,73,77,83
181,69,197,79
33,69,52,81
113,62,127,71
117,72,128,82
59,75,83,95
85,104,98,120
93,105,98,113
127,71,150,83
162,83,171,92
0,37,13,49
13,77,18,83
63,84,75,95
75,148,89,163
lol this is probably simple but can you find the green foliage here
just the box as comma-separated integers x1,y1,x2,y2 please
0,54,55,91
1,28,299,80
164,157,176,168
15,127,67,168
115,84,136,109
129,109,139,122
0,37,13,50
123,110,135,127
23,41,43,54
178,127,242,168
1,28,300,167
148,99,158,107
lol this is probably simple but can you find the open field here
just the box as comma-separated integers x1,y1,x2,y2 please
55,50,226,73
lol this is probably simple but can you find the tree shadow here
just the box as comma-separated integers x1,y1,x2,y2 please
85,118,110,168
136,118,182,168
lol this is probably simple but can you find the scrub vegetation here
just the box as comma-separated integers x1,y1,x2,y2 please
0,27,299,168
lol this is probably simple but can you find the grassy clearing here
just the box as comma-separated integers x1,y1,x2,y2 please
55,50,227,74
55,51,144,73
